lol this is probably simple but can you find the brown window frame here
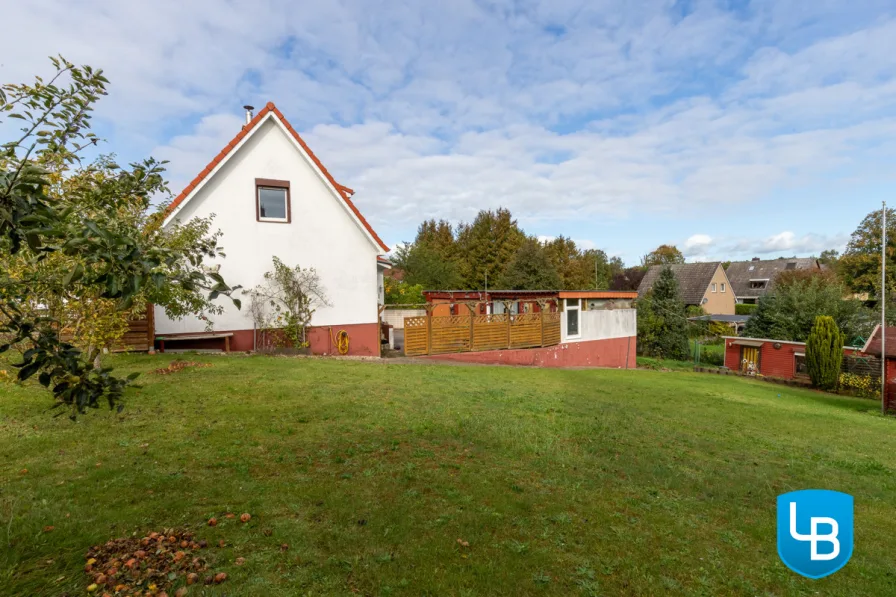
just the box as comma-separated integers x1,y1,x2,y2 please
255,178,291,223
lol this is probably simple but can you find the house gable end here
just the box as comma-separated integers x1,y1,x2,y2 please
163,103,388,252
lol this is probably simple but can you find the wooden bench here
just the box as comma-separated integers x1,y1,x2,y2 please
156,333,234,353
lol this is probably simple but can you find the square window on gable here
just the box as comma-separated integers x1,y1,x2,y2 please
256,178,290,222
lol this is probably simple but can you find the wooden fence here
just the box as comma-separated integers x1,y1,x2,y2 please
404,311,561,356
118,310,154,352
58,309,154,352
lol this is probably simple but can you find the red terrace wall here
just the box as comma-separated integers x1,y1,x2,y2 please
155,323,380,357
305,323,380,356
422,336,637,369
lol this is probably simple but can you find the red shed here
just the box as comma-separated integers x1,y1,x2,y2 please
860,325,896,411
722,336,863,380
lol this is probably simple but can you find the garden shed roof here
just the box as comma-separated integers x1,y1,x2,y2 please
861,325,896,358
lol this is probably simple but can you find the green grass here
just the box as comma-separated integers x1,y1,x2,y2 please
2,355,896,596
636,341,724,371
636,355,697,371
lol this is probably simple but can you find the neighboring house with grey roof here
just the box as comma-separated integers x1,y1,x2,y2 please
725,257,821,304
637,262,735,315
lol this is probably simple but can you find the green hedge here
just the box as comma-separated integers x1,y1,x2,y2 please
735,303,758,315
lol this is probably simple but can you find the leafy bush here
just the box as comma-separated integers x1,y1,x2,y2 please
248,257,329,348
708,321,730,338
806,316,845,390
384,278,425,305
735,303,757,315
839,372,880,399
701,347,725,366
742,276,873,342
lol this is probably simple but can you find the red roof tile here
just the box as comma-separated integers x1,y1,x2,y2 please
165,102,388,252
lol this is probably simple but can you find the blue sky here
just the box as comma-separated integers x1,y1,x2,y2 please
2,0,895,264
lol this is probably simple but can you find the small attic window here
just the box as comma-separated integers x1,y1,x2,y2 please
785,262,797,270
256,178,290,223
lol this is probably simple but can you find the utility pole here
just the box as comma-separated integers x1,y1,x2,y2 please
883,202,887,415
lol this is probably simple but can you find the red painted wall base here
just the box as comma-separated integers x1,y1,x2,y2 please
155,322,381,356
421,336,637,368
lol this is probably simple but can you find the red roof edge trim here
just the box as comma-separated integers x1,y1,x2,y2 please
164,102,388,252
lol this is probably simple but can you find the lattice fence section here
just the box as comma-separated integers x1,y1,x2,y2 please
404,316,429,356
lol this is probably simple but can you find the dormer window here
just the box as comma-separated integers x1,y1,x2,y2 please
749,279,769,289
256,178,290,223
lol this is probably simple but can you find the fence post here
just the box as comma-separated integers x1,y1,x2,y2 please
468,302,475,351
506,301,512,349
425,306,433,355
539,301,546,347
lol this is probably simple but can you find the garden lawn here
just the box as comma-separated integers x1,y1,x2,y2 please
2,355,896,596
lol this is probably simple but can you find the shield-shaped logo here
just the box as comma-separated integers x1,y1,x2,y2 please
777,489,853,579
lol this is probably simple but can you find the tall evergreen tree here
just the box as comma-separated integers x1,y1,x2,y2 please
806,316,845,390
414,219,456,259
393,243,461,290
455,207,525,289
637,266,690,360
498,237,561,290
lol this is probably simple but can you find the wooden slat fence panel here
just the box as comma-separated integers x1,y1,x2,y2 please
58,312,154,352
404,308,561,356
543,312,561,346
431,315,472,354
472,314,508,351
404,316,429,356
510,313,542,348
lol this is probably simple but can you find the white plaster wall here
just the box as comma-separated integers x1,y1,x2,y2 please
156,118,380,334
562,308,636,343
382,309,426,329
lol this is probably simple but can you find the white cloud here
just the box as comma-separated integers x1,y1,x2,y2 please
741,231,849,256
684,234,713,251
2,1,894,258
153,113,245,192
679,230,848,262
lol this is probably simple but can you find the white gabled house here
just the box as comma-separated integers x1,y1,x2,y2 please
156,102,389,355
